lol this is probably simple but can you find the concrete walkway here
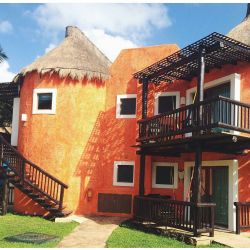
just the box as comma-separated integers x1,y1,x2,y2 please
57,216,125,248
212,230,250,248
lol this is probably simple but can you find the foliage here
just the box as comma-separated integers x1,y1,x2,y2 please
0,47,7,63
0,213,77,248
0,100,13,127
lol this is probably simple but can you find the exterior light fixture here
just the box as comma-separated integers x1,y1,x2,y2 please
86,188,93,201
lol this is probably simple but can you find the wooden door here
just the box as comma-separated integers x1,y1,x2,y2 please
211,167,229,227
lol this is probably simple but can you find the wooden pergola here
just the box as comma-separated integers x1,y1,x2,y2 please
134,32,250,205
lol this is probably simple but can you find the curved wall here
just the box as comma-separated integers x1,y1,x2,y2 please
14,72,106,215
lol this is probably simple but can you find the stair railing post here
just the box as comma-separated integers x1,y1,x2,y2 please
210,205,215,237
235,202,241,234
21,159,25,185
59,186,64,211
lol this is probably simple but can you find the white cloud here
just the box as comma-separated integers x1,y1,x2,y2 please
84,29,137,61
0,61,15,82
31,3,171,61
0,21,13,33
45,43,56,53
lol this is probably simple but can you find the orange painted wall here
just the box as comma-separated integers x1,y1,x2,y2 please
15,72,106,215
89,45,183,216
14,43,250,217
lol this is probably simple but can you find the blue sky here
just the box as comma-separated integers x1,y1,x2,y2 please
0,3,248,81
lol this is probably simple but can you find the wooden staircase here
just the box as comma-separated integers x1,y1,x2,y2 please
0,135,70,220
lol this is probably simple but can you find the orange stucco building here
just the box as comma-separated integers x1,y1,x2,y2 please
3,5,250,234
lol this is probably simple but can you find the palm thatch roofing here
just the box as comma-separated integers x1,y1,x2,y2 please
15,26,111,82
227,4,250,46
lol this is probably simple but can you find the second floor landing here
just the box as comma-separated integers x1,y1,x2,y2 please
134,33,250,157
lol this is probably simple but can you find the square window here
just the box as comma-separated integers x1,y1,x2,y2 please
158,96,176,114
37,93,53,110
155,92,180,115
32,89,57,115
120,98,136,115
152,162,178,189
113,161,134,186
155,165,174,185
116,94,136,118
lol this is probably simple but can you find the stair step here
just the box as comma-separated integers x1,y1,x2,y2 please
9,178,20,183
28,193,40,198
7,172,16,178
23,188,33,194
46,207,60,212
54,210,73,217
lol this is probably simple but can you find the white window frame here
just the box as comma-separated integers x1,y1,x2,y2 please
32,88,57,115
186,73,240,105
185,73,241,136
152,162,178,189
116,94,137,119
113,161,135,187
154,92,180,115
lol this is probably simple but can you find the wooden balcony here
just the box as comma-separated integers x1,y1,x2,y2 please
137,96,250,156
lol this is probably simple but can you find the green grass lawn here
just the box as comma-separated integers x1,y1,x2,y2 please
0,213,78,248
106,221,226,248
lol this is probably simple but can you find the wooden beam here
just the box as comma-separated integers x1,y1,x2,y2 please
139,154,146,196
139,78,149,196
193,47,205,204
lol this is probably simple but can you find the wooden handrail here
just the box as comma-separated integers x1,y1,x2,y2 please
0,135,68,188
138,95,250,143
0,135,68,211
134,196,215,237
138,96,250,123
234,202,250,234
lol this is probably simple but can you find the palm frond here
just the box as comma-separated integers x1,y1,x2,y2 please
0,46,8,63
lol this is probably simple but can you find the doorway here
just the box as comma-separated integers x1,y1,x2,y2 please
184,160,238,231
200,166,229,227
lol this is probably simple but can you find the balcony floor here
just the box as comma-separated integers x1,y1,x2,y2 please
136,132,250,156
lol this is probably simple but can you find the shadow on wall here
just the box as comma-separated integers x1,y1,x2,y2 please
74,111,105,215
74,77,138,215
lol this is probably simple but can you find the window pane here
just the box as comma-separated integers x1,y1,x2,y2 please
158,96,176,114
117,165,133,183
155,165,174,185
120,98,136,115
38,93,52,110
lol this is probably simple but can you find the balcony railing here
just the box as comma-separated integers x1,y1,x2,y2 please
133,196,215,237
234,202,250,234
138,96,250,143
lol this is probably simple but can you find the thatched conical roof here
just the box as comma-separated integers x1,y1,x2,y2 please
16,26,111,82
227,4,250,46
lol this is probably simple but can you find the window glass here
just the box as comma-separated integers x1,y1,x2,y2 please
120,98,136,115
158,95,176,114
117,164,134,183
37,93,53,110
155,165,174,185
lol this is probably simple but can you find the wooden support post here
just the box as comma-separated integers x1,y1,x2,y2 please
210,205,215,237
139,78,148,196
141,78,149,120
193,146,202,203
193,46,206,204
1,172,8,215
235,202,241,234
139,154,146,196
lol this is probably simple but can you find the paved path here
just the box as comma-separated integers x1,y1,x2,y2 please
57,216,125,248
212,230,250,248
